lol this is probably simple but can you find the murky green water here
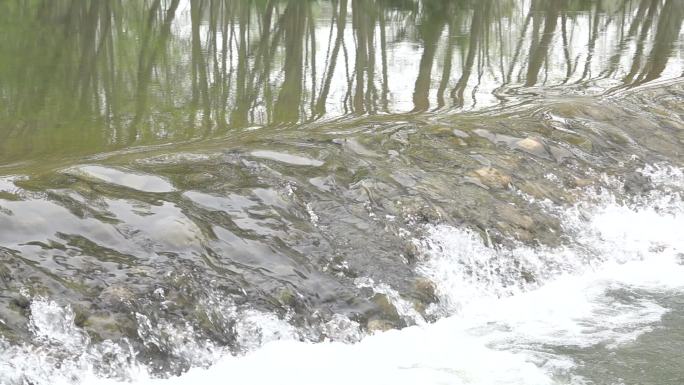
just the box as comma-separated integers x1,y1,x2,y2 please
0,1,683,384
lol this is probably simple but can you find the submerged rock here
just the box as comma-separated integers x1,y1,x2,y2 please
366,319,395,333
278,288,297,307
515,137,547,157
83,313,136,342
565,176,594,189
623,171,653,195
452,128,470,138
371,294,401,325
497,204,534,231
401,241,419,264
99,285,136,309
72,305,89,328
9,295,30,312
413,278,438,304
471,167,512,189
0,263,11,284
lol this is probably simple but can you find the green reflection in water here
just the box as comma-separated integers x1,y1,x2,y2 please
0,0,682,164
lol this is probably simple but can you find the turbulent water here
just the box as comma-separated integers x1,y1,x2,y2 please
1,0,683,384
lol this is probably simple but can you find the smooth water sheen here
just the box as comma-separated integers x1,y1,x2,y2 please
0,1,683,384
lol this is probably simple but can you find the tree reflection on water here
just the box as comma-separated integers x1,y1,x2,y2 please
0,0,682,161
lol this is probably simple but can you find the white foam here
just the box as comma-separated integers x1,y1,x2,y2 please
0,297,142,385
640,163,684,190
0,294,303,385
28,298,90,350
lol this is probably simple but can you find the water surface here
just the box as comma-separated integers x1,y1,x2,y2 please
0,1,683,384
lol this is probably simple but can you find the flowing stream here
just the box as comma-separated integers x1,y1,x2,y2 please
0,1,683,384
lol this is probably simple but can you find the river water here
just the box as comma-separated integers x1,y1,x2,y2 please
0,0,683,384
